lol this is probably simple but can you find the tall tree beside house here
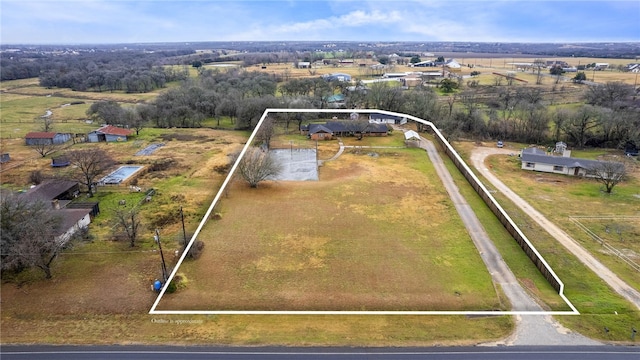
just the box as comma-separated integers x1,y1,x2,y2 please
0,192,63,279
67,148,115,197
590,159,626,194
561,105,601,149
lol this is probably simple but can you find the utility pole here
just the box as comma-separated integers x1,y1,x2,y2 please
154,229,168,282
180,206,187,251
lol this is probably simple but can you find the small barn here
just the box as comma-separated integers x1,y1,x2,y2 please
404,130,421,147
88,125,133,143
322,73,352,82
23,179,80,204
25,132,72,145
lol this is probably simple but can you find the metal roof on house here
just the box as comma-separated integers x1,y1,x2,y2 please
369,112,404,121
94,125,133,136
25,132,57,139
404,130,421,140
22,179,79,203
520,147,619,170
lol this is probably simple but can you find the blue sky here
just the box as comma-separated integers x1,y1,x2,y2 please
1,0,639,44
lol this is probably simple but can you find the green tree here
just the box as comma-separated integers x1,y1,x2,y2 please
86,100,124,125
573,71,587,83
439,78,459,93
410,55,421,64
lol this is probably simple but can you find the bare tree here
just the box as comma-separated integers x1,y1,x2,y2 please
1,193,63,279
255,116,276,150
236,148,282,188
533,58,546,85
67,148,115,197
41,116,54,132
31,142,58,158
590,159,626,194
113,207,142,247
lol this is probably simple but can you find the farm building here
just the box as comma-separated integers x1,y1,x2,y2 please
322,73,352,82
404,130,421,141
404,130,421,147
520,147,623,178
21,179,98,244
325,94,346,108
445,59,462,71
369,112,408,125
296,61,311,69
87,125,133,143
25,132,72,145
23,179,80,204
411,60,436,67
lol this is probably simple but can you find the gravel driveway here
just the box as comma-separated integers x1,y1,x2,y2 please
421,138,600,346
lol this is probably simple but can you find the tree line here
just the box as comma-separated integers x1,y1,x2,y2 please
89,65,638,151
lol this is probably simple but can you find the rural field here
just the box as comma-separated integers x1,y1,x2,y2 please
2,49,640,345
156,144,502,312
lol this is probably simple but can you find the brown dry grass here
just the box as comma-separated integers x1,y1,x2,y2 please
1,131,515,346
156,146,500,312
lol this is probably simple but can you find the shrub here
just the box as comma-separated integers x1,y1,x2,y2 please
165,280,177,293
188,240,205,260
29,170,44,185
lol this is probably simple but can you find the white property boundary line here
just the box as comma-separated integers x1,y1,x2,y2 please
150,108,579,316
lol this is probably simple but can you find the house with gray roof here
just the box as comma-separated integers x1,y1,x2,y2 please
520,147,623,178
301,121,388,141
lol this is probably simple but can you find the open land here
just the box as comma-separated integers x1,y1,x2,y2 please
2,48,640,345
156,147,501,312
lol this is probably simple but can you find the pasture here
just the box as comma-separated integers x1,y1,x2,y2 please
156,142,503,312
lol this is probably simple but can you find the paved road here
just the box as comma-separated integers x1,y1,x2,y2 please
2,345,639,360
469,146,640,311
418,138,599,346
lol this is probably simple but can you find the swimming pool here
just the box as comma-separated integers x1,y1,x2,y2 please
100,166,144,185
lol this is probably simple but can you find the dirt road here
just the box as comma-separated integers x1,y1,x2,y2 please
469,146,640,311
420,139,599,345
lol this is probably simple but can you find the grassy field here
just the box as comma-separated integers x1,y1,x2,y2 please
1,126,517,345
454,141,640,340
2,57,639,345
157,145,502,312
